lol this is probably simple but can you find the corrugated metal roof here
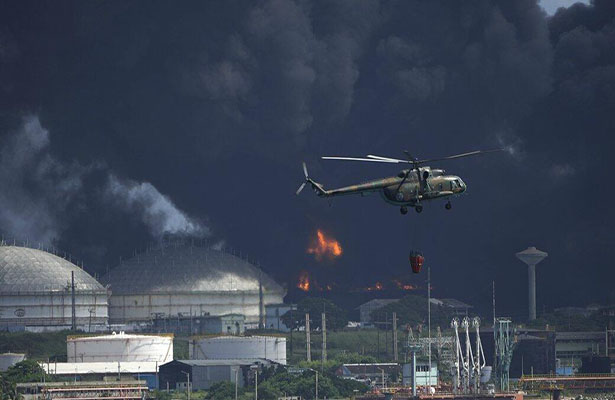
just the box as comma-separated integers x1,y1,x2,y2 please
102,243,285,295
41,361,159,375
0,245,106,293
169,359,275,367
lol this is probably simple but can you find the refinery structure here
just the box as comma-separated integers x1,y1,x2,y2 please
0,244,109,331
0,241,285,332
101,242,286,327
3,239,615,400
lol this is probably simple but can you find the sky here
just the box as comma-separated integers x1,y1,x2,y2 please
0,0,614,320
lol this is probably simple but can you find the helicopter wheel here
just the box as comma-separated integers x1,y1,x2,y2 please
400,206,408,215
415,205,423,213
445,201,452,210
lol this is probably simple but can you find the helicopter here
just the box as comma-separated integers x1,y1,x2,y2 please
296,149,502,214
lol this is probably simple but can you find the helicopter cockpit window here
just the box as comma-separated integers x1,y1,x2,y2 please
450,180,457,190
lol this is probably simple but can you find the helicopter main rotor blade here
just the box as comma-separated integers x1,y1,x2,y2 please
322,156,410,164
416,149,503,164
366,155,408,163
296,182,307,195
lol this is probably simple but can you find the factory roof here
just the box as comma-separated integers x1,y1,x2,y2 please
357,299,399,309
164,359,276,367
41,361,159,375
0,245,106,294
556,331,606,340
102,242,285,295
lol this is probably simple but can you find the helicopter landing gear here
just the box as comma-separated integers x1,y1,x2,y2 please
445,201,452,210
400,206,408,215
415,205,423,213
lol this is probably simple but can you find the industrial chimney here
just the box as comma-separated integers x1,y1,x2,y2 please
515,247,548,320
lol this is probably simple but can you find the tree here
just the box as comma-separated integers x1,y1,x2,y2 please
281,298,348,331
373,295,453,330
0,360,48,400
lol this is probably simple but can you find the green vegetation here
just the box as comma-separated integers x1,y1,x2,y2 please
204,365,368,400
526,310,610,331
373,295,454,331
0,330,71,361
281,297,348,330
0,330,191,361
0,360,48,399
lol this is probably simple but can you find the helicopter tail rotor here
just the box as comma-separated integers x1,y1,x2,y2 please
296,162,327,196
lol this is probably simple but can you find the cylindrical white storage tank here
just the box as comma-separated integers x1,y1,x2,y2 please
67,332,173,363
190,336,286,365
0,353,26,371
0,245,109,331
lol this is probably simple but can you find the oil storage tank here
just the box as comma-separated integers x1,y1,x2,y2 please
0,245,108,331
67,332,173,363
102,242,286,326
190,336,287,365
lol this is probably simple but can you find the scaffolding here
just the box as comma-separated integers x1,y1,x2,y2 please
494,318,515,392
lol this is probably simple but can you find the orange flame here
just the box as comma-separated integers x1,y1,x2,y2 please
393,279,416,291
366,281,383,291
307,230,343,261
297,271,310,291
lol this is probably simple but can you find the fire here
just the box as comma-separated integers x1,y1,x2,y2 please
297,271,310,291
393,279,416,291
366,281,383,291
307,230,343,261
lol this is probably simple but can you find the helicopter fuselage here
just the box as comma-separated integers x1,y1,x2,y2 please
316,166,466,207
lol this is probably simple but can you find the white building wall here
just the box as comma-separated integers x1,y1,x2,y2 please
0,291,108,328
190,336,287,365
67,333,173,363
108,291,284,324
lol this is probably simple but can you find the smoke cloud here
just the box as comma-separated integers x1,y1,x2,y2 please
1,0,614,312
105,175,208,238
0,115,209,246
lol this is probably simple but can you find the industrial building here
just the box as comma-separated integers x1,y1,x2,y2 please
555,331,609,373
401,362,439,387
0,245,109,331
67,332,173,363
472,327,556,378
358,299,399,325
158,359,275,391
265,303,296,332
102,242,285,327
189,335,287,365
336,363,400,388
41,361,159,389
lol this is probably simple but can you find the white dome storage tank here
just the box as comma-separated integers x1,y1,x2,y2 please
0,245,108,331
67,332,173,363
102,242,286,326
190,336,287,365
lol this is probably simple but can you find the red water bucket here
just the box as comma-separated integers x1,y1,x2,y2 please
409,251,424,274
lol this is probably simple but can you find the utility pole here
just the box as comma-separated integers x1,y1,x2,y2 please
393,312,398,361
315,370,318,400
235,368,239,400
321,312,327,364
306,313,311,362
71,271,76,331
427,264,432,391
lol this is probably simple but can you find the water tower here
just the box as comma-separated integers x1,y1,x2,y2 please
516,247,548,320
